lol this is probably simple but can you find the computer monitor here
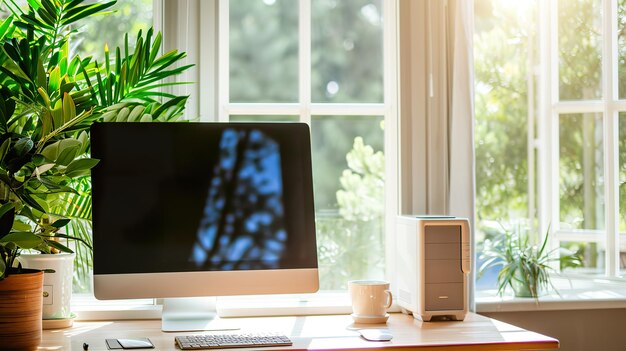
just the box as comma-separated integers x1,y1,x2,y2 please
90,122,319,331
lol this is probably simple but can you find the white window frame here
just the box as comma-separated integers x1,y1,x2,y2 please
74,0,400,319
537,0,624,279
475,0,626,312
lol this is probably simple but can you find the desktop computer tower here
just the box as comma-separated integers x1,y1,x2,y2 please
395,216,471,321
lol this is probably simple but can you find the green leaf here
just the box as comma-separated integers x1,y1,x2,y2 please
32,163,54,177
0,138,11,163
40,0,58,20
37,176,76,193
0,15,15,41
51,218,70,228
0,232,44,249
26,0,41,10
53,233,92,250
32,154,45,166
61,1,117,25
20,193,46,213
0,203,16,240
48,66,60,92
37,57,47,90
77,131,89,155
19,207,36,222
100,110,117,122
36,7,55,26
1,59,33,84
15,137,33,157
45,238,74,253
152,96,188,119
149,31,162,64
62,93,76,123
126,105,145,122
40,110,54,138
65,158,99,174
12,219,33,232
139,113,152,122
41,139,81,162
51,100,63,129
115,107,130,122
55,144,79,166
38,87,51,108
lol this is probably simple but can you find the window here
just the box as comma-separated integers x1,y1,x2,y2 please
220,0,390,290
475,0,626,292
0,0,396,319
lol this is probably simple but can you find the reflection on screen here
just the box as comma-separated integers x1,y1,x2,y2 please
191,129,287,270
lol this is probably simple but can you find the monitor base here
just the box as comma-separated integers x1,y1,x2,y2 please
161,297,240,332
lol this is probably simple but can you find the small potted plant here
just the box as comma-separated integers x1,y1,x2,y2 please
0,105,97,348
478,224,582,298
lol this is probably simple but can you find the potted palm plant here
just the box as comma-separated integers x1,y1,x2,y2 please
0,0,192,345
478,224,582,298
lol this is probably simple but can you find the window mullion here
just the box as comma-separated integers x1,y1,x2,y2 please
299,0,311,125
218,0,230,122
603,0,619,277
553,101,605,114
549,0,560,253
540,0,560,266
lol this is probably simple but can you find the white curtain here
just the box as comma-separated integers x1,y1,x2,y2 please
398,0,476,309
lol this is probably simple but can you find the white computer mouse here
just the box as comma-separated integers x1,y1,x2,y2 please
358,329,393,342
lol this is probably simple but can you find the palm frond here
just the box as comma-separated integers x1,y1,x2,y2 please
12,0,116,66
81,28,191,122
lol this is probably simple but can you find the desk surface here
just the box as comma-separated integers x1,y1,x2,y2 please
40,312,558,351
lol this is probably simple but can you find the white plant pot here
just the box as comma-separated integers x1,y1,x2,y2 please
18,253,75,319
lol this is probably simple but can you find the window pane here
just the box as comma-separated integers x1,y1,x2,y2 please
74,0,153,62
229,115,299,122
474,0,537,290
559,113,604,230
311,116,384,289
230,0,298,103
561,241,604,275
558,0,602,100
311,0,383,103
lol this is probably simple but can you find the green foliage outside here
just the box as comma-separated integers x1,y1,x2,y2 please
475,0,626,281
317,132,385,290
72,0,152,63
311,0,383,103
229,0,385,290
474,0,532,246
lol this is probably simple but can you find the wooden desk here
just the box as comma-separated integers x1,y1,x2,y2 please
39,312,558,350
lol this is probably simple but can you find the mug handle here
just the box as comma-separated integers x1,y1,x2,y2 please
384,290,393,309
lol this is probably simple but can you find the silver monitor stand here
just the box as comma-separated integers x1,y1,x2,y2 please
161,297,239,332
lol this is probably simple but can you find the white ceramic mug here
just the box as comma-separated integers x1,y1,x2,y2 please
349,280,393,321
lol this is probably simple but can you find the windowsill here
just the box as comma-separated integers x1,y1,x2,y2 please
72,295,160,321
74,277,626,321
217,292,361,317
476,276,626,313
71,292,368,321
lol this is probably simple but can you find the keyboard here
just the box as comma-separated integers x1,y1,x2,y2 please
175,332,293,350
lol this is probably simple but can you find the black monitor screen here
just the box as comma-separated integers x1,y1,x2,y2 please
91,123,317,275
